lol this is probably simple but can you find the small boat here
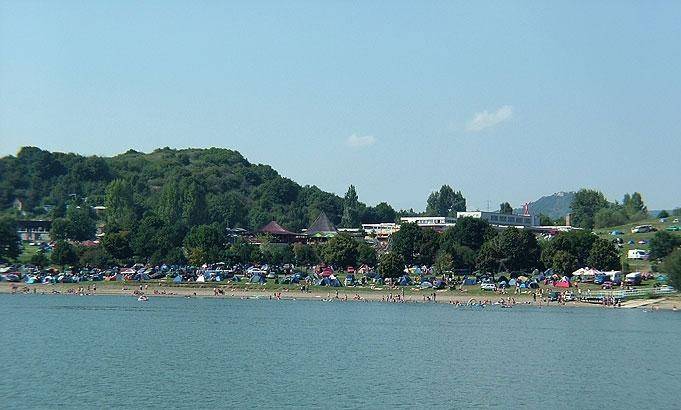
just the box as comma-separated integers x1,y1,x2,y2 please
137,295,149,302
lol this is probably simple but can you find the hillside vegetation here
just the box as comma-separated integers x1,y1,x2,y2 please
0,146,398,231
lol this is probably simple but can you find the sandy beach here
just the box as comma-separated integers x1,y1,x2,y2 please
3,282,679,310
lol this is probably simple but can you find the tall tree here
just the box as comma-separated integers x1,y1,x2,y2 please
622,192,647,220
341,185,361,228
51,240,79,267
0,217,21,261
587,238,621,271
390,222,421,264
664,249,681,290
499,202,513,214
425,185,466,217
321,233,359,268
104,179,136,230
379,252,405,279
476,228,541,272
570,189,610,229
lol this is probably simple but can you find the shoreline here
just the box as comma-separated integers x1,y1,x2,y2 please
3,282,679,310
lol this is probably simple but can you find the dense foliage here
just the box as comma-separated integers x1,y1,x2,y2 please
571,188,649,229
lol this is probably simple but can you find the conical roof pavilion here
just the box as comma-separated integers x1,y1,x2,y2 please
305,212,337,236
259,220,296,236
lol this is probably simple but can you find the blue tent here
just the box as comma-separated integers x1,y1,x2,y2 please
420,281,433,289
173,275,182,284
508,278,517,287
318,277,342,287
463,278,476,286
345,274,355,286
133,272,151,281
231,275,241,282
433,280,446,289
250,274,266,284
398,276,412,286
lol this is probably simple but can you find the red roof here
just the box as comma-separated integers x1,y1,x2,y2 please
259,221,296,236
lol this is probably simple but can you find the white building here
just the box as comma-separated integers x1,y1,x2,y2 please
399,216,456,231
456,211,539,228
361,223,399,239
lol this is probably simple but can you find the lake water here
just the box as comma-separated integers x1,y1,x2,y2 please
1,294,680,409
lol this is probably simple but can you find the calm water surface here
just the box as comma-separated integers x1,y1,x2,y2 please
1,294,680,409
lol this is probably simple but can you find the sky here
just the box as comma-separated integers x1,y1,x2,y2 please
1,1,680,211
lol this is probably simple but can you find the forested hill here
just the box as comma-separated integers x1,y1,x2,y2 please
0,147,396,231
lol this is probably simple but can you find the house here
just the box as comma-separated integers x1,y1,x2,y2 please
17,220,52,242
399,216,456,231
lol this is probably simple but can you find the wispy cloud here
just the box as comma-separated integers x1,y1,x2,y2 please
346,134,376,148
466,105,513,132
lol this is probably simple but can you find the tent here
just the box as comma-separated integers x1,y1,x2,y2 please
250,274,266,284
196,275,206,283
344,274,355,286
554,280,570,288
398,276,412,286
433,280,446,289
463,278,476,286
259,221,298,242
317,277,341,287
133,272,151,281
420,281,433,289
173,275,182,284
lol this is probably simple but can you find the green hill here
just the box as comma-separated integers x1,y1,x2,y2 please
0,146,394,232
594,217,681,271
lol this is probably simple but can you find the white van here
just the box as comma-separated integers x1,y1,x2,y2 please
627,249,649,260
631,225,653,233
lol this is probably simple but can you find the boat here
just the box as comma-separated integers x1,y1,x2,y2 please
137,295,149,302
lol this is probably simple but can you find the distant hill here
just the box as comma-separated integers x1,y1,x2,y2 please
0,146,395,232
515,192,575,219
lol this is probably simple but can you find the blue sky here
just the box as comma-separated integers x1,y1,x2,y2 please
1,1,680,211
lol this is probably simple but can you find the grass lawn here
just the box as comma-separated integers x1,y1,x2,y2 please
593,217,681,272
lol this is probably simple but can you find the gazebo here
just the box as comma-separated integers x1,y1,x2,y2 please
259,221,298,243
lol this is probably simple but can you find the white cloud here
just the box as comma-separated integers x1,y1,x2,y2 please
466,105,513,132
346,134,376,147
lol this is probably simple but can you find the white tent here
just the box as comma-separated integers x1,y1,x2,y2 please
572,268,599,281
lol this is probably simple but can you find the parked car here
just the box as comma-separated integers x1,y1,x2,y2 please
628,249,649,260
480,283,496,291
563,291,576,301
631,225,654,233
666,225,680,232
610,230,623,236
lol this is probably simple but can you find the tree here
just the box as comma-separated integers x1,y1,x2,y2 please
664,249,681,290
79,245,114,268
104,179,137,230
102,231,133,261
181,181,208,226
433,252,453,274
541,230,597,270
415,228,439,265
476,228,541,272
658,210,670,219
356,241,377,266
587,238,621,271
51,240,79,266
594,207,628,228
673,208,681,217
425,185,466,217
0,217,21,261
30,249,50,268
390,222,420,264
499,202,513,214
341,185,361,228
622,192,647,220
50,218,70,241
65,205,96,241
183,223,226,265
379,252,405,279
374,202,397,223
293,243,319,266
650,231,681,260
570,189,610,229
321,233,359,268
539,214,554,226
440,217,496,253
551,250,578,276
